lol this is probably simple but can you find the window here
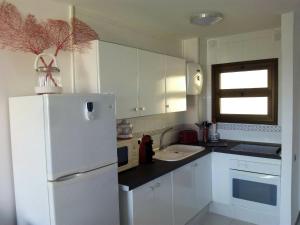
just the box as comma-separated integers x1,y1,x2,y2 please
212,59,278,124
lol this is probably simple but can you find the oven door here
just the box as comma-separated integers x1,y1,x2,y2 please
230,169,280,214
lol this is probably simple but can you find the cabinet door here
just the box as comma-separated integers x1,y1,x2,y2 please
195,154,212,210
165,56,187,113
138,50,166,116
132,174,172,225
132,182,155,225
154,174,173,225
99,41,139,119
211,152,231,204
173,163,197,225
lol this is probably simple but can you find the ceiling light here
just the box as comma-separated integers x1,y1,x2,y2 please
190,12,223,26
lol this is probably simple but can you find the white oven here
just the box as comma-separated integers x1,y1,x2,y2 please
230,159,280,214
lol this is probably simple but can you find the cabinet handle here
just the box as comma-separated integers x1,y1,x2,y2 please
150,182,161,191
166,104,170,108
139,107,146,111
133,107,139,112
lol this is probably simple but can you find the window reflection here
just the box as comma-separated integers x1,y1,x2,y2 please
166,76,186,93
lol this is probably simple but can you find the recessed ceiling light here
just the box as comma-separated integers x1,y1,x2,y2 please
190,12,224,26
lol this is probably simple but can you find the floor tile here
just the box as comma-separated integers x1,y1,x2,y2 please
230,218,256,225
201,213,232,225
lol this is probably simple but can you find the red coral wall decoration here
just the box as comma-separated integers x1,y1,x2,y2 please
0,1,99,88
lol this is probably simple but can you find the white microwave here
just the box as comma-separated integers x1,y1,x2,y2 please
117,139,139,172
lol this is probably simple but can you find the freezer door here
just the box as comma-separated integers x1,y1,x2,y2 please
44,94,117,180
48,163,119,225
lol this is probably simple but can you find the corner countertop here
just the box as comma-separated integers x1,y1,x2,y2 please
118,140,281,191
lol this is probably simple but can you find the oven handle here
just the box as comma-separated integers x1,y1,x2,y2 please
230,169,280,182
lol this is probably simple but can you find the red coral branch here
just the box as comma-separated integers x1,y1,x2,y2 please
0,1,99,86
0,1,99,56
71,17,99,51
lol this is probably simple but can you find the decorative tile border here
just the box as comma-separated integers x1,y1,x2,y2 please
217,123,281,133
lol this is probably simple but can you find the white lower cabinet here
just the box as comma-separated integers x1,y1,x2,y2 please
173,161,197,225
119,154,212,225
211,152,231,205
195,154,212,210
120,173,173,225
173,154,212,225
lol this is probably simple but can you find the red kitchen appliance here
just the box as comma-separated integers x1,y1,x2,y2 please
139,135,155,164
178,130,198,145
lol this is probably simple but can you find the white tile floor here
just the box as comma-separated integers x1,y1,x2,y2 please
198,213,256,225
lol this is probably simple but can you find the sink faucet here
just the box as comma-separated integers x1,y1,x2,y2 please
159,127,173,150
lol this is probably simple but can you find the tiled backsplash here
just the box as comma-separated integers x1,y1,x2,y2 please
217,123,281,143
217,123,281,132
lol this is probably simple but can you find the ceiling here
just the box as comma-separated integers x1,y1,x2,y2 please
56,0,300,40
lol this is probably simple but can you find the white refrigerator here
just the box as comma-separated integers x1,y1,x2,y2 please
9,94,120,225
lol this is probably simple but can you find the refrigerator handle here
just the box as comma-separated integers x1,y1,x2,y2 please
52,173,82,182
51,163,117,182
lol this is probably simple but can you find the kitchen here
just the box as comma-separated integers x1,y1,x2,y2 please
0,1,300,225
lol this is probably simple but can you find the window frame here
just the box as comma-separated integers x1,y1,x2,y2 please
212,58,278,125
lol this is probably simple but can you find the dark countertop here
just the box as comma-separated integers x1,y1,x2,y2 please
118,140,281,190
211,139,281,159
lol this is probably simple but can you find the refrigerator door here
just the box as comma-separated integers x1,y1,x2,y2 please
44,94,117,180
48,163,119,225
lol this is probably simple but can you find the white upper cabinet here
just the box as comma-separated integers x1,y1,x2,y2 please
165,56,187,113
75,41,187,119
99,42,139,119
138,50,166,116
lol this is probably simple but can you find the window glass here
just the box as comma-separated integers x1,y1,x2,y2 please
233,178,277,206
220,70,268,89
220,97,268,115
212,59,278,124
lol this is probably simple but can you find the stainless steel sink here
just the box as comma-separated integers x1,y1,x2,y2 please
154,144,205,161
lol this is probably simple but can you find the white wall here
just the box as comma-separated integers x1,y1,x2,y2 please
0,1,71,225
288,10,300,224
280,11,300,225
293,11,300,224
182,38,205,124
206,29,281,143
76,7,183,58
